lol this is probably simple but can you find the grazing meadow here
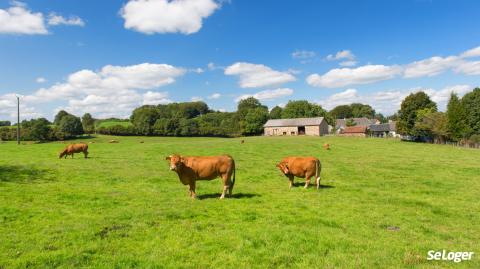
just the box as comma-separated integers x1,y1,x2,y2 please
0,136,479,268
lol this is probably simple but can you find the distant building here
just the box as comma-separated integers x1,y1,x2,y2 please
339,126,368,137
264,117,329,136
335,118,379,133
368,121,400,138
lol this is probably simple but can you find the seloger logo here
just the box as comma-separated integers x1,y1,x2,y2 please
427,250,474,263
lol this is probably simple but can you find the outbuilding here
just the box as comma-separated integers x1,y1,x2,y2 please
264,117,329,136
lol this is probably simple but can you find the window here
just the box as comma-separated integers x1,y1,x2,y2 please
291,131,295,135
283,132,287,135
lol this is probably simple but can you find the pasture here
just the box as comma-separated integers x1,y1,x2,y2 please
0,136,479,268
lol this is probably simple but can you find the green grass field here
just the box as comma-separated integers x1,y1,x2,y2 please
95,121,133,128
1,136,479,268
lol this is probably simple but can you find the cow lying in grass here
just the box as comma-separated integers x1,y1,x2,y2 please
166,154,236,199
276,156,321,189
59,143,89,159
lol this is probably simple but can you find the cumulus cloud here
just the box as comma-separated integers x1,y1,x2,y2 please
317,85,472,114
307,65,402,88
225,62,296,88
47,13,85,26
0,63,185,120
121,0,219,35
0,2,84,35
143,91,172,105
326,50,355,61
235,88,293,102
208,93,221,99
460,46,480,58
454,61,480,75
403,56,460,78
0,2,47,34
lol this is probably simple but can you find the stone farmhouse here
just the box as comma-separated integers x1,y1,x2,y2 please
263,117,329,136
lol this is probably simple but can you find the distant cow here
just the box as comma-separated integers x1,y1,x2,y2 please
109,140,119,143
166,154,236,199
323,143,330,150
59,143,89,159
276,157,321,189
241,140,245,144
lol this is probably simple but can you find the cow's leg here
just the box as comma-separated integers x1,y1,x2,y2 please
189,181,196,199
71,153,74,159
288,175,294,189
84,151,88,158
304,174,311,189
316,175,321,190
220,174,231,199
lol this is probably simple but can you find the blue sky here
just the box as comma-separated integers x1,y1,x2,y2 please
1,0,480,121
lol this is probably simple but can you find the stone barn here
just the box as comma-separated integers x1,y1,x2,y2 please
263,117,329,136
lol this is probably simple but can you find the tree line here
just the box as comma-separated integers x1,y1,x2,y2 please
1,87,479,144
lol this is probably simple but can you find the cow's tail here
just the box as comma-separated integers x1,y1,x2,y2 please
231,159,236,193
315,159,321,190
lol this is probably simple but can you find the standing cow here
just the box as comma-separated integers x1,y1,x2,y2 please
276,156,321,189
166,154,236,199
59,143,89,159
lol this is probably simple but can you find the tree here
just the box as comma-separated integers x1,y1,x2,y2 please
446,93,470,141
397,91,437,136
351,103,375,118
414,108,448,143
346,119,356,127
130,105,160,135
59,115,84,137
237,97,267,119
330,105,353,119
54,110,70,125
460,88,480,135
81,113,95,134
244,108,269,135
269,106,283,119
30,118,52,141
0,121,11,127
282,100,327,118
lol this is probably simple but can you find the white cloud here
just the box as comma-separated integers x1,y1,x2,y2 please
0,63,185,120
317,85,472,115
292,50,316,63
339,60,357,67
236,88,293,102
460,46,480,58
47,13,85,26
326,50,355,61
403,56,460,78
121,0,219,35
225,62,296,88
143,91,172,105
454,61,480,75
36,77,47,83
0,2,47,34
191,96,203,102
0,2,85,35
307,64,402,88
207,93,221,99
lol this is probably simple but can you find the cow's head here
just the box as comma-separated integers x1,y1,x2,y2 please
276,162,289,175
59,149,67,159
166,155,184,171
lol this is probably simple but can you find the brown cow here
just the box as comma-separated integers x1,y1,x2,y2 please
323,143,330,150
166,154,236,199
276,157,321,189
59,143,89,159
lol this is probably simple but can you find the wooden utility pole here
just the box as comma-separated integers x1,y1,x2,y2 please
16,95,20,145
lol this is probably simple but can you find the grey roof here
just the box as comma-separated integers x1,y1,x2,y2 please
336,118,378,129
368,123,391,132
264,117,325,127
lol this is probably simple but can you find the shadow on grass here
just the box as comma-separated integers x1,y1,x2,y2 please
197,192,261,200
292,182,335,189
0,165,54,183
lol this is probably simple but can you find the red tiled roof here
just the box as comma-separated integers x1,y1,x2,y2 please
343,126,367,133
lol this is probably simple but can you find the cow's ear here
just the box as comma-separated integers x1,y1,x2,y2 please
180,157,185,163
165,156,171,161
